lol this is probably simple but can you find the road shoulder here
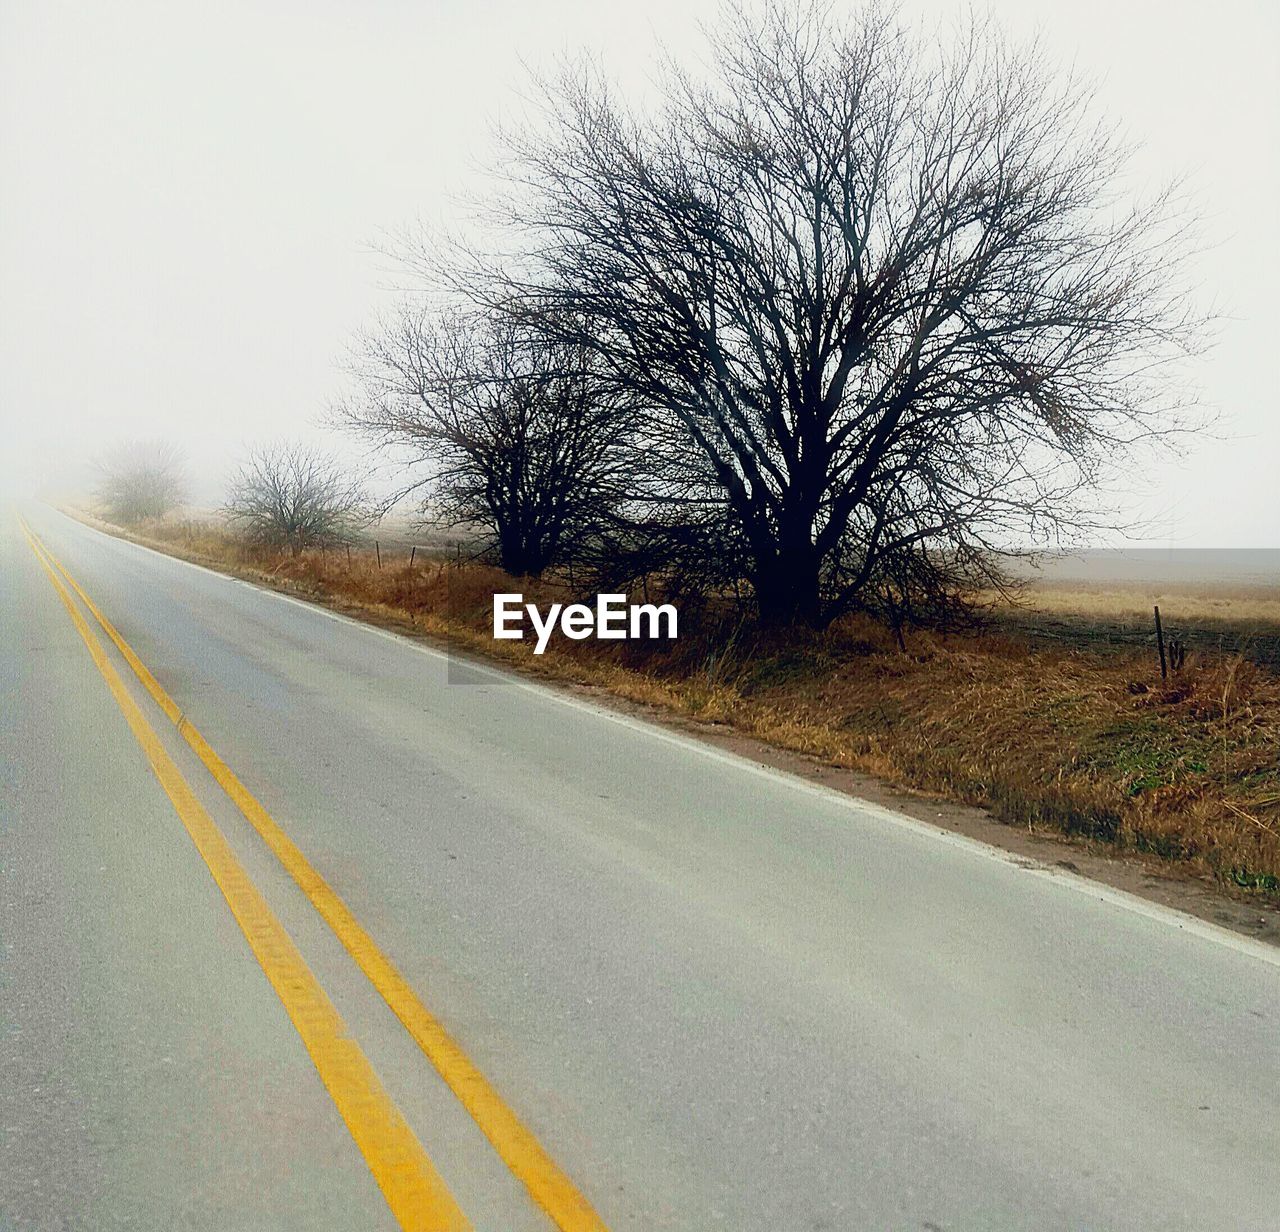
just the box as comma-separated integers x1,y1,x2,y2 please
60,504,1280,950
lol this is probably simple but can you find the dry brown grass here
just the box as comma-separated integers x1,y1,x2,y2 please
99,515,1280,898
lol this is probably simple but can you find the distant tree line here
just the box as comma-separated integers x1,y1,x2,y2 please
93,437,372,557
340,1,1203,630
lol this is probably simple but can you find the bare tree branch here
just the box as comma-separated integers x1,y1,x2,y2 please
340,302,636,577
93,440,187,526
449,1,1207,626
223,442,372,556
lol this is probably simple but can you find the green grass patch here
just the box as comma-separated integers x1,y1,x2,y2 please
1084,718,1216,797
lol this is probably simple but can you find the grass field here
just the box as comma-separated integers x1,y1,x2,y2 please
994,581,1280,625
82,514,1280,900
986,573,1280,672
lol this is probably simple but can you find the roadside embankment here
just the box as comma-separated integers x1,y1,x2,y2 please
70,510,1280,899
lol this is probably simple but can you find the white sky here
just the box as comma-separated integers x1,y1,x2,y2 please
1,0,1276,546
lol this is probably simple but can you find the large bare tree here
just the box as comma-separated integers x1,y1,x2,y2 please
455,3,1203,626
342,305,634,577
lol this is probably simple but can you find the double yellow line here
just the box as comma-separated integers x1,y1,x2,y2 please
21,517,608,1232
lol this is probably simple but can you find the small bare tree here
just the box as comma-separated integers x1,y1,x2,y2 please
342,304,633,577
224,442,371,556
458,2,1205,626
93,440,186,526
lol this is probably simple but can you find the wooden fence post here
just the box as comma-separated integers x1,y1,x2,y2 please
1154,605,1167,680
375,540,382,570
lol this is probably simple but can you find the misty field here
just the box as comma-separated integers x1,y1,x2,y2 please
989,552,1280,672
78,512,1280,900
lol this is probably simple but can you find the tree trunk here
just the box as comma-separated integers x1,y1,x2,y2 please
753,546,823,628
497,524,546,578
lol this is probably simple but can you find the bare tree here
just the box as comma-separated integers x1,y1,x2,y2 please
457,2,1204,626
93,440,187,526
224,442,371,556
342,304,633,577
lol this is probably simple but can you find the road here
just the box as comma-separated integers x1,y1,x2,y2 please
2,504,1278,1231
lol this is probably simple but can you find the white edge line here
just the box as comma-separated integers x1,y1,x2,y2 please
47,505,1280,970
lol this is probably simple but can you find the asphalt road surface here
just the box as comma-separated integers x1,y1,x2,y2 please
3,505,1278,1232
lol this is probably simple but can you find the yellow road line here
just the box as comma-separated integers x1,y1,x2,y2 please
30,522,610,1232
20,519,471,1232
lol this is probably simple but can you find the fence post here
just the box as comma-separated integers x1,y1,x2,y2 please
410,544,416,567
1154,605,1167,680
346,543,352,567
375,540,382,570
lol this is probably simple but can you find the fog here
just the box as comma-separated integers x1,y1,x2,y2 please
2,0,1276,546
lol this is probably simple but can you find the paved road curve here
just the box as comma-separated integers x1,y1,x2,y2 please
3,505,1278,1231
